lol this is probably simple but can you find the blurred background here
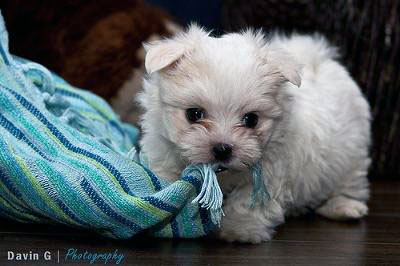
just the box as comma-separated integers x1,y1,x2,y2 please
0,0,398,179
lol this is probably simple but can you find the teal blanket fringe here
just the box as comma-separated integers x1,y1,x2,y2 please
0,11,268,239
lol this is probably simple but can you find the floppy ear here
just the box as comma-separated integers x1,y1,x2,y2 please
268,49,303,87
144,24,209,74
144,41,186,74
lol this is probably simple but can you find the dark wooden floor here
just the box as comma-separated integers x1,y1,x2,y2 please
0,181,399,266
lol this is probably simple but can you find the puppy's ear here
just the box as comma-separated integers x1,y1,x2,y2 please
267,49,303,87
144,24,209,74
144,41,186,74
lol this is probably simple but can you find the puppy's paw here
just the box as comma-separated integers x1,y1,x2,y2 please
218,221,273,244
218,228,272,244
316,195,368,221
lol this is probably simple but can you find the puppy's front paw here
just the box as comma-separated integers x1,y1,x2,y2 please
218,220,273,244
316,195,368,221
219,229,271,244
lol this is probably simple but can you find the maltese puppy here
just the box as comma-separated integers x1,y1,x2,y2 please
138,25,371,243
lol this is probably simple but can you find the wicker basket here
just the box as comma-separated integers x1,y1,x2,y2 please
223,0,400,179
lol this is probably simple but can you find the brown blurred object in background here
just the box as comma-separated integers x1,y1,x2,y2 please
0,0,179,108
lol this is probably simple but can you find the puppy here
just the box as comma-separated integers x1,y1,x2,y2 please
138,25,371,243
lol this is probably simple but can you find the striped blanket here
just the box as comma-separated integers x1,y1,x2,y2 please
0,11,216,238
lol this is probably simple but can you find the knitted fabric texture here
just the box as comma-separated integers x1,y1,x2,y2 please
0,11,221,239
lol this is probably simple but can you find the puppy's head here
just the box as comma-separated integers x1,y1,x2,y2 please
141,25,302,170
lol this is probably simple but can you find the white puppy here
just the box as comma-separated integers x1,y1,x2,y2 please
138,25,371,243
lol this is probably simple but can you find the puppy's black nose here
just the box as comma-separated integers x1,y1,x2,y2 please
212,143,232,161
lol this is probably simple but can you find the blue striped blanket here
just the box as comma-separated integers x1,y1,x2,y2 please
0,11,217,238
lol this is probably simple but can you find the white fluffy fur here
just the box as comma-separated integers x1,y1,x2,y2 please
138,25,371,243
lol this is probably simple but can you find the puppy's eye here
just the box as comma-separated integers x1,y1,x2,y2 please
243,112,258,128
186,108,204,123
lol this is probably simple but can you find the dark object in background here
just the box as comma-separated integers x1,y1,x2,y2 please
1,0,173,100
147,0,223,32
223,0,400,179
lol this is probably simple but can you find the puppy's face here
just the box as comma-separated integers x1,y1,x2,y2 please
143,26,301,170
